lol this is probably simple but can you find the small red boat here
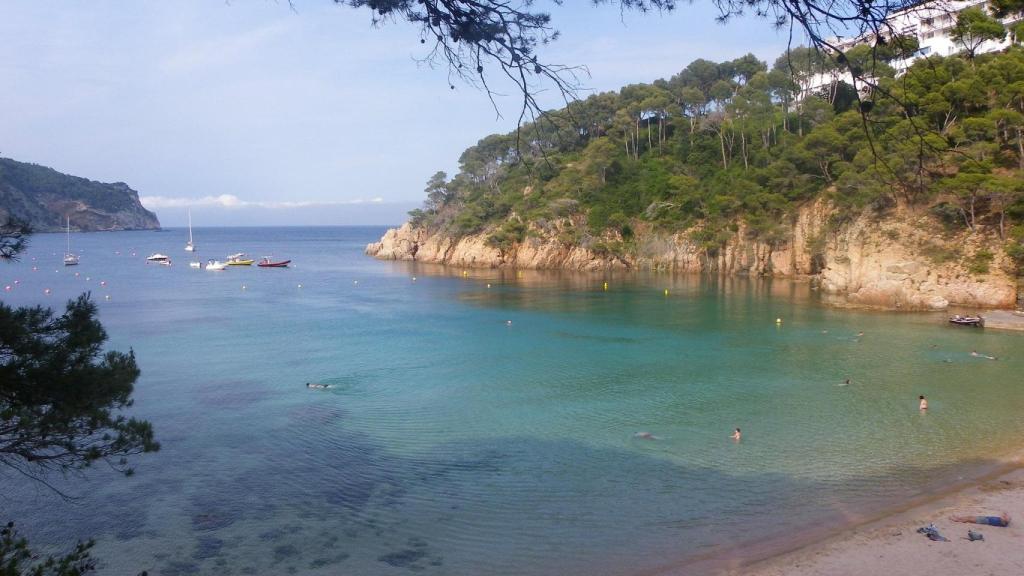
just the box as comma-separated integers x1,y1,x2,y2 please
257,257,291,268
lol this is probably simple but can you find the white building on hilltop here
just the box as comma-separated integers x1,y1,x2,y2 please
799,0,1022,100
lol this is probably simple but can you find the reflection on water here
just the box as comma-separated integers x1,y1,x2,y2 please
2,227,1022,576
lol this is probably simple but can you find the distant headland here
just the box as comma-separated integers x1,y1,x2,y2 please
0,157,160,232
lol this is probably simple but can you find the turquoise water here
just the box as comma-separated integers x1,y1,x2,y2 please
2,226,1023,575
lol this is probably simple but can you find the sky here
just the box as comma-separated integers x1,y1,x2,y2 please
0,1,791,226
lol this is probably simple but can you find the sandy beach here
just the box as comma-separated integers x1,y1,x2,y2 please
736,463,1024,576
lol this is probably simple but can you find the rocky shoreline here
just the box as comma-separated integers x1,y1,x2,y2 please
367,199,1021,311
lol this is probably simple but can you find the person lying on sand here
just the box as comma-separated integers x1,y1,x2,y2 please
951,513,1010,527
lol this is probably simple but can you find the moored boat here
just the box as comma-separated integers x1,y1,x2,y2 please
185,208,196,252
226,253,254,266
63,216,79,266
949,315,984,327
257,257,291,268
206,260,227,271
147,253,170,262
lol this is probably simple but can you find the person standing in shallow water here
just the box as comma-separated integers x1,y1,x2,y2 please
919,395,928,411
731,428,742,442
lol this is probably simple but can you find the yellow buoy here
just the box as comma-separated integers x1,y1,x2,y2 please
776,318,783,324
603,282,608,291
664,289,669,296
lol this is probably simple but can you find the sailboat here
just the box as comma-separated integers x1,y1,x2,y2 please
63,216,79,266
185,208,195,252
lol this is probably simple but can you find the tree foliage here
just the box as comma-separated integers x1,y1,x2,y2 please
0,522,95,576
0,294,159,490
407,47,1024,260
338,0,958,123
952,7,1007,62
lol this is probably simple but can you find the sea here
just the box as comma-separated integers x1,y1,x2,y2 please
1,226,1022,576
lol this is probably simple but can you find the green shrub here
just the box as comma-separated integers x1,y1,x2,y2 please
920,242,961,265
967,249,994,275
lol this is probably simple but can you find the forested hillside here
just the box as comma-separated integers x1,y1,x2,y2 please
0,158,160,232
403,43,1024,274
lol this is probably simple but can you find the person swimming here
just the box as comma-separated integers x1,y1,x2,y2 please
971,350,998,360
731,428,742,441
306,382,331,389
634,432,658,440
919,395,928,410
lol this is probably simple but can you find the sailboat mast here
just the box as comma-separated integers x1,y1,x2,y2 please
188,209,193,243
66,216,71,253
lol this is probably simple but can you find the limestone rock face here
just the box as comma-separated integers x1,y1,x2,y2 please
366,199,1020,310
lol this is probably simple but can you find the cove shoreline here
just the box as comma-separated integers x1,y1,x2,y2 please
652,452,1024,576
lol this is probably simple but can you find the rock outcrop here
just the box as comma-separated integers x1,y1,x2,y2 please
0,157,160,232
367,199,1020,310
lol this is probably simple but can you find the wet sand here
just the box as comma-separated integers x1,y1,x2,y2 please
735,463,1024,576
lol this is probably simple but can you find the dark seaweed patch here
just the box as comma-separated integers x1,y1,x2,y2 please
158,560,200,576
273,544,300,562
193,536,223,560
377,548,427,567
308,552,350,569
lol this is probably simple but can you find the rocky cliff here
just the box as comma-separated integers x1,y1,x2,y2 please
367,199,1020,310
0,157,160,232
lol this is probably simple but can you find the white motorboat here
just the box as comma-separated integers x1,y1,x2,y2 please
206,260,227,271
189,260,202,269
63,216,79,266
147,253,170,262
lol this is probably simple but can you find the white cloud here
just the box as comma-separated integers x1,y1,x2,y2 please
140,194,384,209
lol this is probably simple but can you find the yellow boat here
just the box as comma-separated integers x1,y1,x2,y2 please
226,252,254,266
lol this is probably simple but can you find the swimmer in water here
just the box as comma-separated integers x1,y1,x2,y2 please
306,383,330,389
971,350,998,360
919,395,928,410
731,428,742,441
634,432,658,440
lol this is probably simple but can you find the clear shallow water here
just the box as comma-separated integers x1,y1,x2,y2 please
2,226,1023,575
